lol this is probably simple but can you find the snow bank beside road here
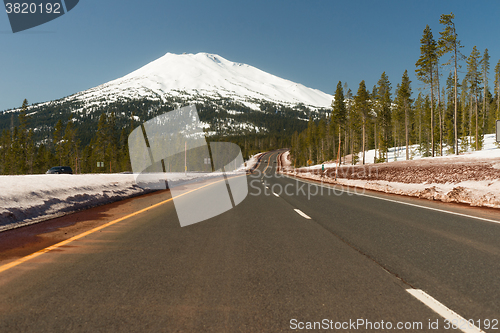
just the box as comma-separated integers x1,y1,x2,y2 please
0,173,150,232
284,170,500,209
280,137,500,209
0,153,260,232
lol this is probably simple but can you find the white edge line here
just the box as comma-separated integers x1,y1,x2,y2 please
283,174,500,225
407,289,485,333
294,209,311,219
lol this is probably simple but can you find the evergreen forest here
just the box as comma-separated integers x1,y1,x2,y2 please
1,13,500,174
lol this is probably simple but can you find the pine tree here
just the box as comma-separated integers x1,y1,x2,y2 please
444,72,457,149
495,60,500,122
53,119,64,166
0,130,11,174
93,113,109,172
18,99,30,174
345,87,353,161
332,81,346,163
376,72,392,160
434,60,443,156
119,127,131,171
480,48,490,134
414,93,424,151
439,13,464,154
416,25,438,157
395,70,413,160
26,129,35,174
355,80,370,165
63,117,80,172
466,46,482,150
9,127,21,174
460,76,471,152
317,118,327,162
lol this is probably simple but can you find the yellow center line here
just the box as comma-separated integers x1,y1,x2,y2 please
0,174,245,274
262,152,278,176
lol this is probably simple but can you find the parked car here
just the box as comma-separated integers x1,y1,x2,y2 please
46,166,73,174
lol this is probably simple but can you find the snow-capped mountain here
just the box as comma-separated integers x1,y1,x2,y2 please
67,52,333,110
0,52,334,145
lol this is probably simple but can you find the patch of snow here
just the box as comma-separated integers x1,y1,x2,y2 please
227,110,244,115
0,167,250,232
282,133,500,209
0,174,150,232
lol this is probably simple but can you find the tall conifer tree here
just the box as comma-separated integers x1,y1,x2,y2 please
480,49,490,133
416,25,438,157
439,13,464,154
355,80,370,165
332,81,346,163
466,46,482,150
376,72,392,160
495,60,500,122
395,70,413,160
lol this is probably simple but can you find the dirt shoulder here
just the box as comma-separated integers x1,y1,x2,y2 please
0,190,172,264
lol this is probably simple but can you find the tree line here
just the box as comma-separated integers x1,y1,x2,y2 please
0,96,311,175
0,99,132,175
290,12,500,167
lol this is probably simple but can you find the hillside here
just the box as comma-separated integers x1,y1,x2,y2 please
0,53,333,159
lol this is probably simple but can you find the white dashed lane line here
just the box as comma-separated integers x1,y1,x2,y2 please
407,289,485,333
294,209,311,219
273,192,279,197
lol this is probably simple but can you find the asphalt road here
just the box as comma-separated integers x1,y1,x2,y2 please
0,151,499,332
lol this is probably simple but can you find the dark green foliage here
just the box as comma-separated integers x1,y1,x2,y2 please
466,46,482,150
355,80,370,164
394,70,413,160
0,96,314,174
375,72,392,158
439,12,465,154
416,25,438,157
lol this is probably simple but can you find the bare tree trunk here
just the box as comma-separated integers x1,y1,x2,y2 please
405,101,409,160
321,139,324,162
338,126,342,165
475,93,479,150
481,91,485,134
332,132,336,162
374,119,377,162
430,69,435,157
362,115,366,165
436,65,443,156
453,35,459,155
344,130,347,165
470,93,473,147
419,106,422,150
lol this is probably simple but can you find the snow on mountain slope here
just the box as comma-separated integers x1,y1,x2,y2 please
69,52,333,109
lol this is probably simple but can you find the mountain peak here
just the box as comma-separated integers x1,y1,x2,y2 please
70,52,333,109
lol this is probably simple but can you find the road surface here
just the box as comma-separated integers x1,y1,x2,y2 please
0,150,499,332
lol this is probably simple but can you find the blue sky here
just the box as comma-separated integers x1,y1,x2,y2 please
1,0,499,111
